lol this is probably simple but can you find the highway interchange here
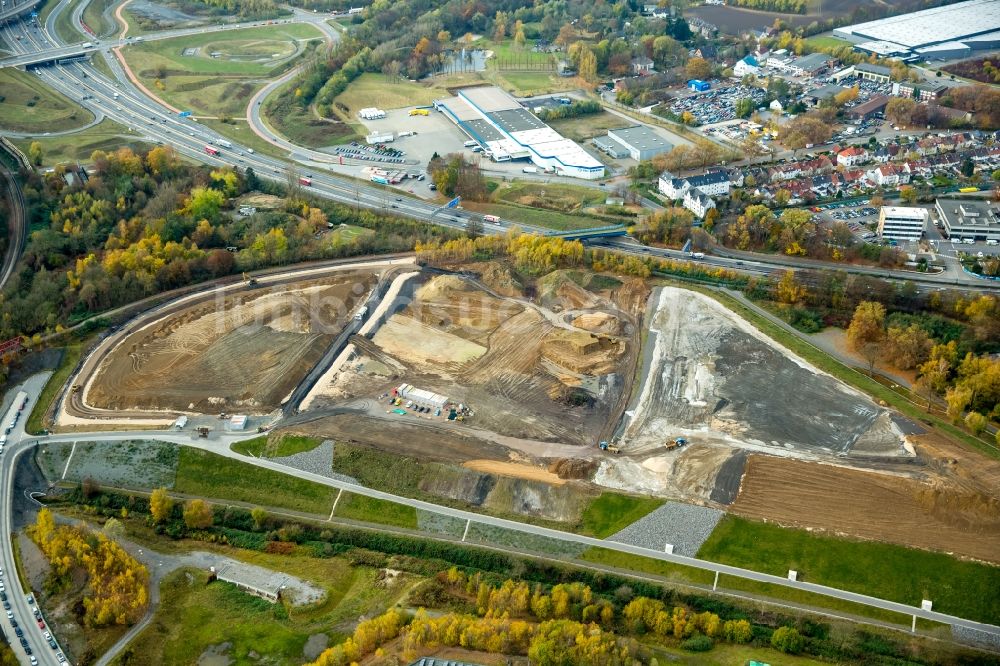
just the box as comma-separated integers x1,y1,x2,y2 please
0,0,998,663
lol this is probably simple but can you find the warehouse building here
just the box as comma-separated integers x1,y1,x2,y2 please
877,206,927,240
787,53,833,76
854,63,892,83
592,136,630,159
605,126,673,161
935,199,1000,242
847,95,889,122
834,0,1000,61
434,86,605,179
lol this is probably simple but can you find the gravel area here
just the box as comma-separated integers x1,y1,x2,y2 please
416,510,468,538
36,440,177,489
466,523,588,558
271,441,359,485
952,625,1000,651
607,502,723,557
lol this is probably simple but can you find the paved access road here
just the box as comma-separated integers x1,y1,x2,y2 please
1,374,67,666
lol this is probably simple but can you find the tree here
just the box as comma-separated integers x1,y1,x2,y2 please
965,411,987,435
28,141,43,166
103,517,125,541
886,97,916,127
961,158,975,178
465,216,483,239
251,507,268,530
899,186,918,204
185,187,225,222
945,385,973,423
771,626,804,654
847,301,885,374
734,97,754,118
577,46,597,83
685,57,711,81
149,486,172,523
183,499,214,529
776,270,806,305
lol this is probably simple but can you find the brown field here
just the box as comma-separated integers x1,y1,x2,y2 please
943,58,1000,84
88,273,375,413
687,0,940,34
327,270,647,446
731,446,1000,563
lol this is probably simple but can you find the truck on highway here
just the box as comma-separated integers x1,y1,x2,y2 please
215,139,233,149
205,145,220,156
483,214,501,225
81,41,93,48
354,305,368,321
689,251,705,259
522,166,537,174
298,176,312,186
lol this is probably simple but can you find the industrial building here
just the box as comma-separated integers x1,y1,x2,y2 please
834,0,1000,61
854,63,892,83
434,86,605,179
604,126,673,161
847,95,889,122
935,199,1000,242
787,53,833,76
393,383,449,410
877,206,928,240
211,564,288,603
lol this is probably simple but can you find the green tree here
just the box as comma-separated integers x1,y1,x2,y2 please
964,411,987,435
771,626,804,653
251,507,268,530
186,187,226,222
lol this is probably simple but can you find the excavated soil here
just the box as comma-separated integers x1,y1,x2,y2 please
88,274,374,412
732,453,1000,563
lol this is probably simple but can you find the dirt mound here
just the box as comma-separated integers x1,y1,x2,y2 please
536,271,602,311
571,312,622,335
415,275,472,302
477,261,524,298
463,459,565,485
542,329,624,374
548,457,598,480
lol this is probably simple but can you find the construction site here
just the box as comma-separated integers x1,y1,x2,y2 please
85,271,376,414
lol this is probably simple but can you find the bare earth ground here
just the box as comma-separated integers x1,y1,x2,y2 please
311,273,644,446
732,452,1000,563
88,273,375,413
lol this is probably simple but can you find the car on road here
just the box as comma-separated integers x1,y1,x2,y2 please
14,627,22,637
29,657,36,666
57,654,65,663
37,619,44,629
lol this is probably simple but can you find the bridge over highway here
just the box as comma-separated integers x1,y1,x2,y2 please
0,0,41,23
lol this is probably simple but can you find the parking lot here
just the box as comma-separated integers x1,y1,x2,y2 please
668,84,766,125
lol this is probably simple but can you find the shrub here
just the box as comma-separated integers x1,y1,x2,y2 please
771,626,804,654
681,635,714,651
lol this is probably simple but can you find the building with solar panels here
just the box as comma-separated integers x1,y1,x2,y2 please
434,86,606,180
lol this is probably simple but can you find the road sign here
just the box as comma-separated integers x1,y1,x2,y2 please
446,196,461,209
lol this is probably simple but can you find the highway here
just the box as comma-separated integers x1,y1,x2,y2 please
1,374,68,666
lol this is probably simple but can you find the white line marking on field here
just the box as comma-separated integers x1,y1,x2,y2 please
61,442,77,480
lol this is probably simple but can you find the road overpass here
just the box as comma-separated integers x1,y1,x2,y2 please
0,0,41,23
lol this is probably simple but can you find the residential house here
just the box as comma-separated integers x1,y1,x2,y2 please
837,145,869,167
733,55,760,78
632,57,655,75
866,163,910,187
683,189,716,218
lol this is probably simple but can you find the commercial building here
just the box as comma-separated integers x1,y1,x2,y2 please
847,95,889,121
605,126,673,161
434,86,605,179
895,81,947,101
787,52,833,76
854,63,892,83
806,84,849,106
592,135,629,159
394,383,449,409
833,0,1000,61
877,206,927,240
733,55,759,77
935,199,1000,242
688,79,711,92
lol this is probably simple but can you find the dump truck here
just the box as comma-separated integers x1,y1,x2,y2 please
599,441,621,454
664,437,688,451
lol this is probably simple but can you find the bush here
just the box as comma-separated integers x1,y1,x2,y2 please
681,635,714,652
771,626,804,654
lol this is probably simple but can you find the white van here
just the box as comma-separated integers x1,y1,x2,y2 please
986,239,998,246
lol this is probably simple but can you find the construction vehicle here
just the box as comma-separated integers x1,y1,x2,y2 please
664,437,688,451
242,272,258,287
196,427,210,438
598,441,621,454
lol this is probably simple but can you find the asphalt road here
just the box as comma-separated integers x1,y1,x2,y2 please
1,373,67,666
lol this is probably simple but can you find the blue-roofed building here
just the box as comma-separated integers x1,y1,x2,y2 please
734,55,760,77
688,79,711,92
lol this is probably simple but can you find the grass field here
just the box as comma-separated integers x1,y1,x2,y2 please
580,493,663,538
493,181,606,211
26,343,84,435
461,200,606,231
805,35,852,50
482,38,552,66
174,447,336,515
118,554,409,666
698,516,1000,624
124,24,322,116
333,73,446,116
232,433,323,458
12,118,150,167
579,547,716,585
326,223,374,245
0,69,94,133
495,70,576,96
333,492,418,529
82,0,116,37
52,0,86,43
547,111,627,142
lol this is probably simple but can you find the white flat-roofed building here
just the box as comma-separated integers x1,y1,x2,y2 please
877,206,927,240
395,383,449,409
434,86,605,179
606,125,673,161
935,199,1000,242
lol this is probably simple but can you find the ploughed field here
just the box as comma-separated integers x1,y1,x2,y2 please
87,273,374,413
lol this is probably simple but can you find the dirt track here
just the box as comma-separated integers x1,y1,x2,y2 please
87,273,374,413
732,452,1000,563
